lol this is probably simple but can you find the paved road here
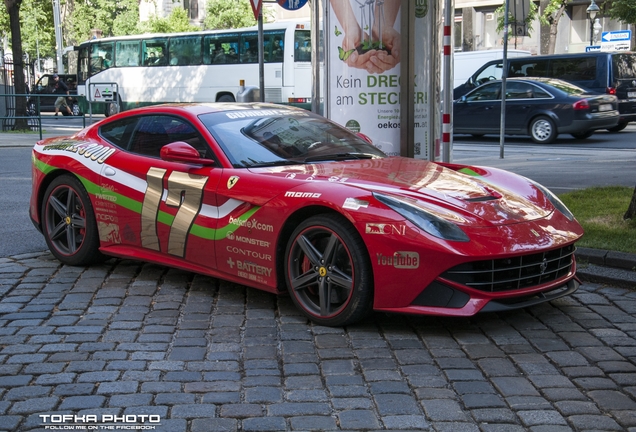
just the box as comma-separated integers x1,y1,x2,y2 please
0,251,635,431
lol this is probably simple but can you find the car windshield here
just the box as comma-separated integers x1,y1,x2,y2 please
199,108,386,168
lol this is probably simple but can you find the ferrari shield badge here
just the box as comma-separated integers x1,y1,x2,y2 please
227,176,240,189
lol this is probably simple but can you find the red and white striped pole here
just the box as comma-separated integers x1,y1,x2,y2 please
442,0,454,163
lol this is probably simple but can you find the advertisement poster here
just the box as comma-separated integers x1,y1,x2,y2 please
327,0,402,156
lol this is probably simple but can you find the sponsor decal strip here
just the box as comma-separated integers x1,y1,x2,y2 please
34,159,260,242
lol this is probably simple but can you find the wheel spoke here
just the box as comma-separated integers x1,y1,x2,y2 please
66,187,76,211
329,267,353,291
49,195,68,218
319,278,330,316
66,225,77,253
291,269,319,291
70,214,85,228
297,234,323,266
321,234,339,266
49,220,67,241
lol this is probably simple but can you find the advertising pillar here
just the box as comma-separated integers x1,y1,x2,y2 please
325,0,441,160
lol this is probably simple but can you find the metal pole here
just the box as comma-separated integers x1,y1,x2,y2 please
258,9,265,102
499,0,509,159
442,0,454,163
310,0,321,114
52,0,65,73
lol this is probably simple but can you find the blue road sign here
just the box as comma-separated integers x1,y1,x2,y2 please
601,30,632,43
586,45,601,52
277,0,308,11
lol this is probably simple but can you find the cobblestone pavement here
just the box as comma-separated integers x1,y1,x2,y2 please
1,252,636,432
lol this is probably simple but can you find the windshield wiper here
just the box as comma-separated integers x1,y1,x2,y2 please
247,160,304,168
303,153,377,163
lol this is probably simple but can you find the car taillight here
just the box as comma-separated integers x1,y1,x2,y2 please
606,87,617,95
573,99,589,110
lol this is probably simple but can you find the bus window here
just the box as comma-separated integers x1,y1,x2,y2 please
143,38,168,66
294,30,311,62
116,40,141,67
169,35,202,66
90,42,114,73
203,33,239,64
264,30,286,63
240,33,258,64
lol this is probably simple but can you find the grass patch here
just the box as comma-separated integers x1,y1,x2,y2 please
559,186,636,254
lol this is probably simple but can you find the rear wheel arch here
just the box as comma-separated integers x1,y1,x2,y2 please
216,92,235,103
34,169,75,229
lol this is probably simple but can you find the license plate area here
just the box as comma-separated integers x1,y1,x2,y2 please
599,104,612,112
628,91,636,99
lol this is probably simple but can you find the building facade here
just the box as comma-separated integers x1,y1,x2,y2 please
141,0,633,55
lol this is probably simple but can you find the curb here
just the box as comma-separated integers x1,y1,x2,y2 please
575,247,636,289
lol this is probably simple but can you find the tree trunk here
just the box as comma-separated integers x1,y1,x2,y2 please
547,5,566,55
4,0,29,130
624,185,636,220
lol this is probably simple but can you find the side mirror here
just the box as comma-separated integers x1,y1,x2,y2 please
460,95,467,103
356,132,373,145
160,142,214,166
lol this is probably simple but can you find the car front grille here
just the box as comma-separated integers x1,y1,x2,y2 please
441,245,576,293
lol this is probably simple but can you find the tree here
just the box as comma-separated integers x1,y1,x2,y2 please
67,0,140,44
140,6,200,33
607,0,636,50
496,0,572,54
4,0,29,130
625,186,636,220
204,0,268,30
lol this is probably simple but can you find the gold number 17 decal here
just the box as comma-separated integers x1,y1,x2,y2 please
141,167,208,257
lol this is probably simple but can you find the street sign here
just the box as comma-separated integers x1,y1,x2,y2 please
586,45,601,52
277,0,308,11
601,42,631,51
249,0,262,20
601,30,631,43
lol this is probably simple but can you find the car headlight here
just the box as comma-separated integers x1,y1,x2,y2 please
530,180,574,221
374,193,469,242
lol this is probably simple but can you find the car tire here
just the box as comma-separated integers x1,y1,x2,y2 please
217,94,235,103
607,122,627,133
285,214,373,326
571,131,594,139
529,116,557,144
42,175,106,266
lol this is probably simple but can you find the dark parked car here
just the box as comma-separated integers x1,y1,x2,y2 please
454,77,619,144
453,51,636,132
28,74,81,116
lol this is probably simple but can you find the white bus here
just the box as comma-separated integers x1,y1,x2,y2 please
76,21,313,115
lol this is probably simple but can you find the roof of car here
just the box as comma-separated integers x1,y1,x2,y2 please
115,102,308,117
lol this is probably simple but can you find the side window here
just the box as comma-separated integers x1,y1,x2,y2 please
91,42,114,73
505,82,535,99
294,29,311,62
129,116,209,159
240,32,259,64
474,63,502,85
550,57,596,82
466,83,500,101
115,40,141,67
99,117,139,149
204,33,240,64
143,38,169,66
265,30,285,62
169,36,202,66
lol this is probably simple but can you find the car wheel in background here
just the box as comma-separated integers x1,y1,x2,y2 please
607,122,628,133
217,94,235,102
285,214,373,326
42,175,105,266
105,95,121,117
571,131,594,139
530,116,557,144
71,103,81,116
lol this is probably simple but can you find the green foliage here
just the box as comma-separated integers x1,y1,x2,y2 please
67,0,140,44
607,0,636,25
495,1,539,37
204,0,270,30
140,7,200,34
559,186,636,253
1,0,55,60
